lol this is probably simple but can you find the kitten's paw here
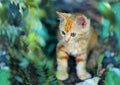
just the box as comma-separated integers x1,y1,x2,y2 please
78,72,91,80
56,70,68,80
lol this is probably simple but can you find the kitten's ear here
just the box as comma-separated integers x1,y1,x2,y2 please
76,16,88,28
56,11,67,22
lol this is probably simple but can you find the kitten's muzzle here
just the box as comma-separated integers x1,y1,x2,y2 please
64,36,71,42
65,39,69,42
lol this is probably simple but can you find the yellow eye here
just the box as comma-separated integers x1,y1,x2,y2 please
62,31,65,35
71,33,76,37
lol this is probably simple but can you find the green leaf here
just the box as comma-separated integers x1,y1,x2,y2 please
0,70,11,85
28,33,37,42
15,76,23,83
28,42,39,50
97,53,105,68
105,68,120,85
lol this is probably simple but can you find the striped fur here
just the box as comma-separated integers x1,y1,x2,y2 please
56,12,97,80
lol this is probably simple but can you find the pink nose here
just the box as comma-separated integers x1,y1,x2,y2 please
65,39,69,42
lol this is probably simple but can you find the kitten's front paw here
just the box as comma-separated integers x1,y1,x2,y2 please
78,72,91,80
56,70,68,80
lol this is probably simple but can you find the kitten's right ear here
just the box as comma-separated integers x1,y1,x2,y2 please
56,11,67,22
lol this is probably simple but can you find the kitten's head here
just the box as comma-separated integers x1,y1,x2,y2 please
57,11,90,44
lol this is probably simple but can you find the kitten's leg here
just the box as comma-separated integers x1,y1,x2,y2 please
76,53,91,80
56,45,68,80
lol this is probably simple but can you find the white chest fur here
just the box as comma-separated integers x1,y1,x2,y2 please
66,43,82,56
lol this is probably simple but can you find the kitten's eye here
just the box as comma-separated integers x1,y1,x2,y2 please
62,31,65,35
71,33,76,37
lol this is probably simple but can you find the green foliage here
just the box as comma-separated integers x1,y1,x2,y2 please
98,1,116,26
0,25,21,44
0,70,11,85
0,2,8,21
97,53,105,68
105,68,120,85
98,2,120,49
35,61,58,85
0,0,61,85
112,3,120,49
101,18,110,39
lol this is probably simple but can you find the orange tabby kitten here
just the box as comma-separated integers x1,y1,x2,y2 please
56,11,97,80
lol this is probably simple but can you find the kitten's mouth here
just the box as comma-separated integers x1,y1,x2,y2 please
64,41,74,44
64,41,69,43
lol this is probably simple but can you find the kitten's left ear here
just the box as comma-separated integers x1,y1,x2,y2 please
76,16,89,28
56,11,68,22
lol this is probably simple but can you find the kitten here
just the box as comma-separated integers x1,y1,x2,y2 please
56,11,97,80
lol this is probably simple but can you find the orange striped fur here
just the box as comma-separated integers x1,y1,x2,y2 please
56,12,97,80
57,45,64,52
76,58,85,62
64,16,76,32
58,56,68,60
57,11,76,32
